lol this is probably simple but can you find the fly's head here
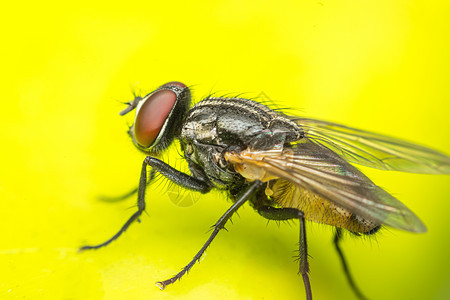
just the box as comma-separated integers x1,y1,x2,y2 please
121,82,191,155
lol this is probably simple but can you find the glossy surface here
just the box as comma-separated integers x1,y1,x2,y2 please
134,90,176,147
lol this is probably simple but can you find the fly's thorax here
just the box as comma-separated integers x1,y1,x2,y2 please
181,139,239,189
180,97,304,190
180,97,303,149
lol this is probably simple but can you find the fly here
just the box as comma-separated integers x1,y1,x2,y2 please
80,82,450,300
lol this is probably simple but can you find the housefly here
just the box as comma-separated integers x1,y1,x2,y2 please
80,81,450,300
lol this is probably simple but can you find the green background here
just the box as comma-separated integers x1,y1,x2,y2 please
1,1,449,299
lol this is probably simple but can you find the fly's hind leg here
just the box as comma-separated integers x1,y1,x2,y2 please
258,206,312,300
334,228,368,300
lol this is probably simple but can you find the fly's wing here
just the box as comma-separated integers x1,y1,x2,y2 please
225,141,427,233
294,118,450,174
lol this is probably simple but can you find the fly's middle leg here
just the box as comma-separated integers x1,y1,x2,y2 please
156,180,263,290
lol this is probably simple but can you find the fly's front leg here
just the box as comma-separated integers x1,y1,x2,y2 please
98,166,167,202
80,156,211,251
258,206,312,300
156,180,263,290
119,95,143,116
98,187,140,202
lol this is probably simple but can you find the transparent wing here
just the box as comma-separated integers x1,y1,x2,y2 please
225,141,427,233
293,118,450,174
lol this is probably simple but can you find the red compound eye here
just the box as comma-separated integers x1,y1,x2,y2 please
134,89,177,147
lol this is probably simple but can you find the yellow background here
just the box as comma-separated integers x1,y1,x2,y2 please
1,1,449,299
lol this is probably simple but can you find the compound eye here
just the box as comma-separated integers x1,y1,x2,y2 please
161,81,186,89
134,89,177,148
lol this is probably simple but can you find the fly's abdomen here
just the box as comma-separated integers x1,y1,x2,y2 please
268,179,380,234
